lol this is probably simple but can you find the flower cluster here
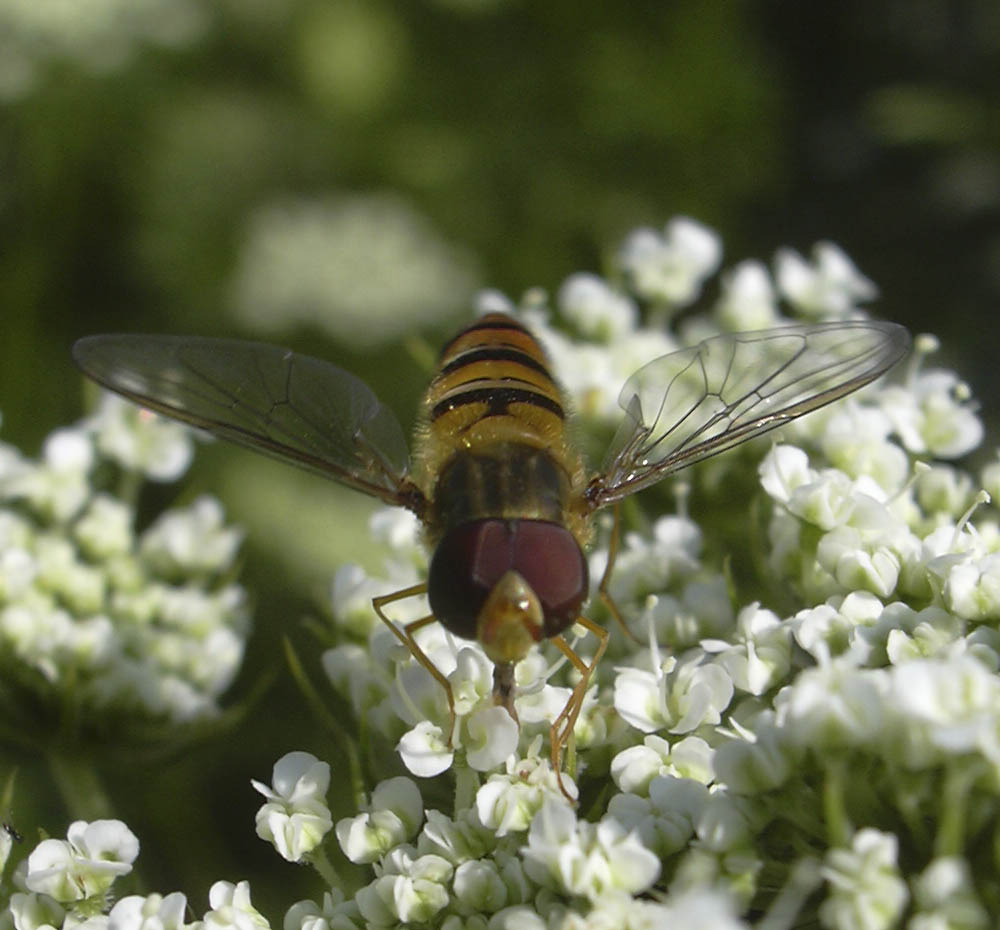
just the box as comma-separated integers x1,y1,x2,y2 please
228,193,480,348
6,818,270,930
0,0,207,100
5,217,997,928
0,393,248,729
305,218,997,926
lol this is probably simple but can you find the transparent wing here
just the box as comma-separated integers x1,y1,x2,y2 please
73,334,413,507
590,320,910,508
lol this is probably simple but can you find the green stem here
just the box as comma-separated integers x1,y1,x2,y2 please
47,751,115,822
754,856,822,930
454,759,478,817
822,756,849,848
935,762,976,858
309,844,341,890
118,468,142,511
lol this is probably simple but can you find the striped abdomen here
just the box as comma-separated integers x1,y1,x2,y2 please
413,313,586,542
428,312,566,430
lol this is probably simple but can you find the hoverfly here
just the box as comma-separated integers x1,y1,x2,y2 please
73,313,910,795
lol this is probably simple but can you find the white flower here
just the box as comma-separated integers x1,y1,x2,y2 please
792,592,885,662
476,749,571,836
558,888,739,930
282,892,354,930
388,630,461,728
600,515,703,608
109,893,190,930
534,320,659,422
610,734,714,795
959,625,1000,671
818,830,907,930
915,464,975,518
627,888,747,930
45,429,93,472
522,799,660,901
557,273,638,342
507,653,571,728
786,470,858,531
354,852,452,925
388,635,536,778
0,545,36,601
328,563,407,640
452,859,508,913
815,404,909,493
73,494,134,560
935,550,1000,621
25,820,139,902
473,289,516,316
202,881,269,930
229,193,479,348
614,651,734,735
252,752,333,863
908,857,989,930
816,525,901,599
712,714,798,794
774,660,889,750
714,260,780,331
485,905,548,929
416,809,492,864
35,534,106,614
774,241,877,317
447,647,495,718
881,369,983,459
702,603,791,695
618,217,722,305
464,705,519,771
397,721,454,778
140,496,243,577
88,394,194,482
322,640,387,721
608,776,710,858
622,577,733,652
8,892,66,930
761,444,918,602
0,429,93,521
368,508,424,566
695,791,756,852
758,444,815,507
885,656,1000,768
334,776,423,864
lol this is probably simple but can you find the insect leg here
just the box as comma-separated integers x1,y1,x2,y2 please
598,501,639,644
549,615,610,802
372,584,457,746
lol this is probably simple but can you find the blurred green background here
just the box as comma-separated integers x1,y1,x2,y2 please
2,0,998,913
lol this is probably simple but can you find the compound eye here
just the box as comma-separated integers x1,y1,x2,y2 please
427,519,589,643
427,520,511,640
511,522,588,637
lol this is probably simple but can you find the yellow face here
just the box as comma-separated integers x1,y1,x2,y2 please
475,569,544,666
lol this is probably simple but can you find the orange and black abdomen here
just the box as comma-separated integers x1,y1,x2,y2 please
416,312,585,537
427,312,567,435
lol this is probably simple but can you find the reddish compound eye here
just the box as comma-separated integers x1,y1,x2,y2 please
428,519,588,641
510,521,588,636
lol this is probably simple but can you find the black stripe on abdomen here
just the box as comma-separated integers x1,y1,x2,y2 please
431,386,564,421
437,318,533,360
440,346,552,379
